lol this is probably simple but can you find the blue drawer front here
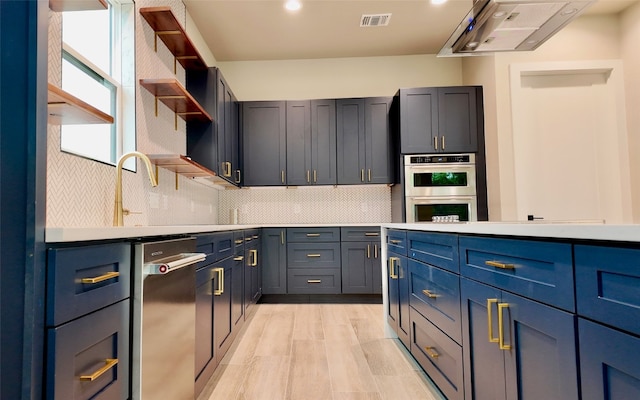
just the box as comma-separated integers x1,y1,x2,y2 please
410,307,464,400
407,231,459,273
196,232,234,261
408,259,461,344
340,226,380,242
287,242,341,267
459,236,574,312
575,245,640,336
386,229,407,256
287,268,341,294
287,227,340,242
46,299,130,400
47,243,131,326
579,318,640,400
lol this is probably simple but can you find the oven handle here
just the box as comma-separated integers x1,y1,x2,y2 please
144,252,206,275
409,196,476,201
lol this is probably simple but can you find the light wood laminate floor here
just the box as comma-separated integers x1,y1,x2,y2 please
198,303,443,400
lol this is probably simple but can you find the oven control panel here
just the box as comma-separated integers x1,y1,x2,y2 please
407,154,474,165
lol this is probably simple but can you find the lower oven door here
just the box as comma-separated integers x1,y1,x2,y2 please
406,196,478,223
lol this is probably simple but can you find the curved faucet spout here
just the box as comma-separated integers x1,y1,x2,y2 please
113,151,159,226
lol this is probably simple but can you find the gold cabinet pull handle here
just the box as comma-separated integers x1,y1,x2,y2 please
487,299,499,343
213,267,224,295
434,136,438,150
389,257,399,279
81,271,120,284
280,230,285,245
361,169,365,182
374,244,378,259
235,239,244,244
250,249,258,266
233,256,244,261
307,170,310,183
313,170,317,183
225,162,233,177
365,232,379,237
307,279,322,283
306,233,321,237
485,261,515,270
306,253,321,258
281,170,285,184
498,302,511,350
424,346,439,359
441,136,445,150
367,244,371,259
368,169,372,182
389,239,401,244
422,289,440,299
79,358,118,381
235,169,241,183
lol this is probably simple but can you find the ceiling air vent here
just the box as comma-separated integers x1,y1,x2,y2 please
360,13,392,27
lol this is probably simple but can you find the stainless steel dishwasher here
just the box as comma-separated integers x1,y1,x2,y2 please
131,237,205,400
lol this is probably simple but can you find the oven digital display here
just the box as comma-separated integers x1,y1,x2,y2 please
415,203,470,222
413,172,468,187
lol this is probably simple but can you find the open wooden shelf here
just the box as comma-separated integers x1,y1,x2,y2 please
47,83,114,125
148,154,236,189
140,7,207,71
139,78,212,129
49,0,107,12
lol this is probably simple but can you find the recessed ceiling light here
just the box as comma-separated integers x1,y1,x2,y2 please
285,0,301,11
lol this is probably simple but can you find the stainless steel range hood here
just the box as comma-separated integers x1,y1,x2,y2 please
439,0,595,56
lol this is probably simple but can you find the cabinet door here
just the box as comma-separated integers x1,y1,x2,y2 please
262,228,287,294
231,100,241,185
214,257,234,364
501,291,579,400
231,251,245,331
217,70,233,181
399,87,438,154
187,68,218,174
438,86,478,153
579,318,640,400
286,100,311,185
244,238,261,312
195,266,216,392
461,278,506,400
311,99,337,185
242,101,286,186
365,97,393,184
336,98,366,184
341,242,373,294
387,253,410,347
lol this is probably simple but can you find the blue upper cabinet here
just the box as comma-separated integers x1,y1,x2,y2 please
397,86,481,154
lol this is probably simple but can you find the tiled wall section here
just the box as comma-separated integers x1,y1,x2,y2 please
219,186,392,224
46,0,219,227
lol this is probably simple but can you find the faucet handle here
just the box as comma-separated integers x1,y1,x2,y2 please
122,208,142,216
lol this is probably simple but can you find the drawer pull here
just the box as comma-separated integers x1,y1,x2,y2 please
307,254,321,258
307,279,322,283
422,289,440,299
485,260,515,270
79,358,118,381
389,257,399,279
498,302,512,350
81,271,120,284
424,346,440,359
389,239,401,244
306,233,321,237
250,249,258,266
233,256,244,261
374,244,378,259
253,235,259,239
487,299,499,344
365,232,379,237
235,239,244,244
367,244,371,259
213,267,224,295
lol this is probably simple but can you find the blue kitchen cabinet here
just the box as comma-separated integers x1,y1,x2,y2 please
340,227,382,294
262,228,288,294
244,229,262,312
461,277,579,400
387,251,411,348
579,318,640,400
287,228,342,294
407,230,459,274
241,101,287,186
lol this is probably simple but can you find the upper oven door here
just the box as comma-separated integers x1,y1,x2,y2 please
405,165,477,197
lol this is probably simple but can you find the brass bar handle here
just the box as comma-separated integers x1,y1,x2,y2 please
280,230,285,245
487,298,499,343
281,170,285,184
253,235,259,239
365,232,379,237
307,279,322,283
213,267,224,295
235,169,241,183
434,136,438,150
422,289,440,299
307,254,321,258
306,233,321,237
235,239,244,244
424,346,440,359
368,169,372,182
307,170,310,183
81,271,120,284
79,358,118,381
389,239,401,244
441,135,445,150
233,256,244,261
224,162,232,177
250,249,258,266
313,170,317,183
389,257,399,279
485,261,515,270
367,244,371,259
374,244,378,259
361,169,365,182
498,303,511,350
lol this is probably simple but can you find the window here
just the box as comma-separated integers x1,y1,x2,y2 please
60,0,135,169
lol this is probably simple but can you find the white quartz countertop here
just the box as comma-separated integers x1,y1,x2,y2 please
46,221,640,243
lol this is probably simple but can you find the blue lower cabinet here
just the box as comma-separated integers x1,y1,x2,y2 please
407,231,459,273
46,299,130,400
409,307,463,400
387,252,410,348
287,268,341,294
461,277,579,400
579,318,640,400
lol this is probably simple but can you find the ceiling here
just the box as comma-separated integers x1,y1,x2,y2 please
183,0,639,62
